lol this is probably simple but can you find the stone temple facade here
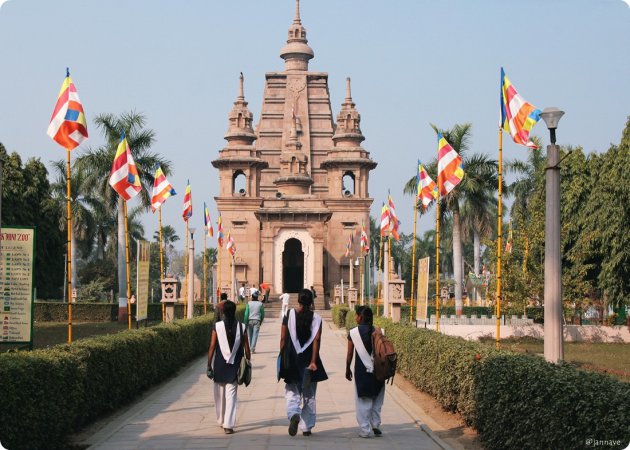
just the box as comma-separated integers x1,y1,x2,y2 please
212,1,376,309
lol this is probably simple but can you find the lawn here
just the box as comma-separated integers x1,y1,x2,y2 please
484,337,630,382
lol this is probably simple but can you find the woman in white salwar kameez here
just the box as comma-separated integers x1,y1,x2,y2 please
346,306,385,438
207,301,251,434
279,289,328,437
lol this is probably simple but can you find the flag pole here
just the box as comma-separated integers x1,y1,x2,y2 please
359,238,364,306
410,195,419,323
158,208,165,321
377,237,383,316
496,126,503,349
203,227,207,315
66,149,73,342
435,198,440,332
123,200,132,330
184,220,189,318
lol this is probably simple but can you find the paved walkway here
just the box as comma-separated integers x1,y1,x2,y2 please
81,314,450,450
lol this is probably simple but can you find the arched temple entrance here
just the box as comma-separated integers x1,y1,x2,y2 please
283,238,304,293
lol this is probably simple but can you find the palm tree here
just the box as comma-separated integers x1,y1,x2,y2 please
404,123,498,315
153,224,179,274
76,111,171,319
50,160,97,288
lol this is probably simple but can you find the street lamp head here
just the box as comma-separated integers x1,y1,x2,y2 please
540,107,564,145
540,107,565,130
189,227,196,237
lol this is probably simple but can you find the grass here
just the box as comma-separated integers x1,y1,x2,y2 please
482,337,630,382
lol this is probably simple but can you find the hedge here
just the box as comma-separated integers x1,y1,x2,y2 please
34,301,213,322
0,314,214,450
335,316,630,450
331,304,350,327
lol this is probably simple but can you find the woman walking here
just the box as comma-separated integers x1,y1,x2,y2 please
207,300,251,434
279,289,328,437
346,306,385,438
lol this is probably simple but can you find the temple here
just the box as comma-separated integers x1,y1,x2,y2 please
212,0,376,308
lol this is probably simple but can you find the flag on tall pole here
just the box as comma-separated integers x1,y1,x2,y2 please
437,133,464,196
345,232,354,258
109,132,142,201
388,193,400,241
151,166,176,212
217,214,224,247
500,67,541,149
418,161,438,211
226,230,236,256
47,68,88,150
182,180,192,221
380,202,390,237
204,202,214,237
360,220,369,254
47,68,88,343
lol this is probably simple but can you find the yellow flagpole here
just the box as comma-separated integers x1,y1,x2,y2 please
159,208,165,322
184,220,189,319
435,199,440,332
218,233,222,300
124,201,132,330
496,126,503,349
66,149,73,342
410,195,419,323
203,228,207,315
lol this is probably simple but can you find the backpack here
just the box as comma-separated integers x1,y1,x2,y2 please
372,327,397,383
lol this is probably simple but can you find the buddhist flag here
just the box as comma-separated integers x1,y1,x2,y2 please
418,161,438,211
388,193,400,241
217,214,224,247
108,132,142,201
204,202,214,237
380,202,390,237
360,220,370,254
226,230,236,256
182,180,192,221
345,232,353,258
47,68,88,150
437,133,464,196
150,166,176,212
500,68,541,149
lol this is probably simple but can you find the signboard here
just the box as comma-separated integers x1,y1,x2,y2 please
136,240,150,321
1,227,35,344
415,257,430,320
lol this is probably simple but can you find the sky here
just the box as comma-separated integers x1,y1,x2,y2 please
1,0,629,253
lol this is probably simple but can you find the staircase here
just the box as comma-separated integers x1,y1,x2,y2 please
263,293,328,318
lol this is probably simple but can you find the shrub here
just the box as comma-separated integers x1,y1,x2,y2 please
0,314,214,450
331,305,350,327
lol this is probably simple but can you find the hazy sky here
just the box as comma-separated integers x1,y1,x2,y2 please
1,0,629,252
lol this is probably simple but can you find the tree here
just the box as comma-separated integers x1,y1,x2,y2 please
76,111,171,319
1,144,65,298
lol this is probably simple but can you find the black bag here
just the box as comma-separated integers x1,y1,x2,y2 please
236,323,252,386
277,340,292,381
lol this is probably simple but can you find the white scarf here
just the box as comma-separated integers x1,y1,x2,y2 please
287,309,321,355
350,326,374,373
215,321,242,365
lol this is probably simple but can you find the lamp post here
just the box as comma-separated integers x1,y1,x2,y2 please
187,227,196,319
540,107,565,363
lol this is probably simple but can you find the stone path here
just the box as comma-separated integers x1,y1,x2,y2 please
81,314,451,450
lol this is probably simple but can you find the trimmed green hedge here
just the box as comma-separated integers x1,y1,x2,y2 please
34,301,213,322
335,316,630,450
331,304,350,327
0,314,214,450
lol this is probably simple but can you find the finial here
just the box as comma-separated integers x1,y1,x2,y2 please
345,77,352,102
294,0,301,24
238,72,244,100
66,67,70,77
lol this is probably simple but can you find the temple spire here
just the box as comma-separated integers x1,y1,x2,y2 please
345,77,352,103
238,72,245,101
224,72,255,145
294,0,301,25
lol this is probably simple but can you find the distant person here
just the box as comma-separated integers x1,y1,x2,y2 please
346,306,385,438
238,284,246,303
250,284,259,299
207,300,251,434
215,292,229,324
310,285,317,301
279,289,328,437
280,292,290,318
260,282,271,303
244,290,265,353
